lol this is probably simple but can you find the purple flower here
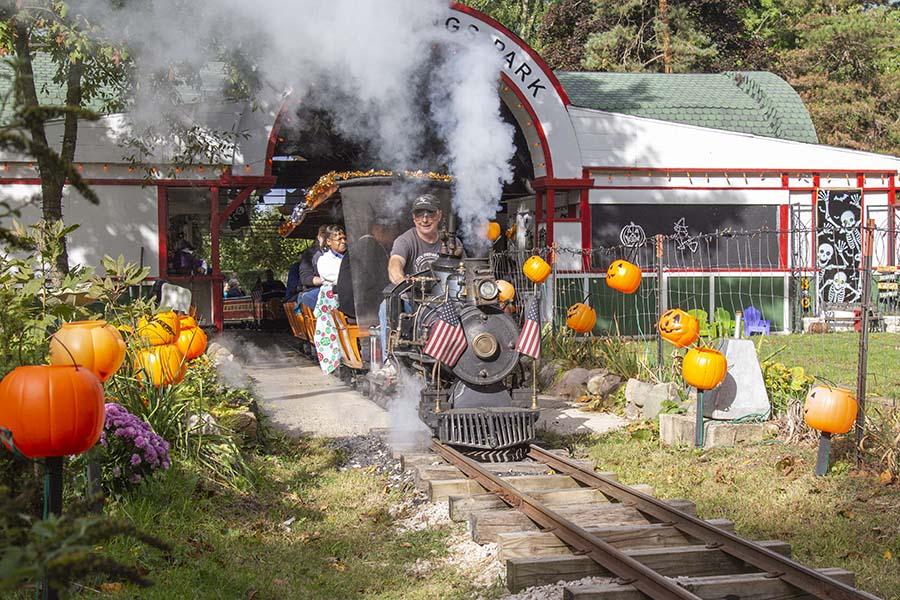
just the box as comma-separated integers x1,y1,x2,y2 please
111,466,121,477
130,454,142,466
130,474,142,484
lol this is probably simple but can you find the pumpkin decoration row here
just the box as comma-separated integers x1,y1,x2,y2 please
658,308,700,348
606,259,642,294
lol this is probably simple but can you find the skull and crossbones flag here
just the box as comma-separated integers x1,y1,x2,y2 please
424,302,467,367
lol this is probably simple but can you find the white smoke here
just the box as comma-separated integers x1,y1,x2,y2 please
388,369,432,453
72,0,515,232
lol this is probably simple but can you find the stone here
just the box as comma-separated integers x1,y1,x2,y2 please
587,372,624,399
704,339,770,421
548,368,591,399
223,410,258,443
624,379,680,420
660,413,779,448
187,412,220,435
538,360,566,390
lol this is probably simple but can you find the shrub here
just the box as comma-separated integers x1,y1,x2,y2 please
100,403,171,491
762,360,814,416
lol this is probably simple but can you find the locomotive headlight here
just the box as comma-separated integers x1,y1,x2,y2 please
478,280,499,301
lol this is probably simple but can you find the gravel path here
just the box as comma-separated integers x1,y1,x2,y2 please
212,331,389,437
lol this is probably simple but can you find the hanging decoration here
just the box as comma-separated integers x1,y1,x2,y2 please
523,255,551,284
605,259,642,294
566,303,596,334
658,308,700,348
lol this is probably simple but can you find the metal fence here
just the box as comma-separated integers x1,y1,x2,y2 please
492,225,900,338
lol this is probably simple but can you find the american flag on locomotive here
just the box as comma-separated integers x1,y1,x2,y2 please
515,296,541,359
423,302,467,366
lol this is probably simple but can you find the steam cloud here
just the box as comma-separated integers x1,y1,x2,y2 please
73,0,515,243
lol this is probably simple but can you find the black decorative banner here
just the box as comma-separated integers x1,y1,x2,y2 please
816,189,862,305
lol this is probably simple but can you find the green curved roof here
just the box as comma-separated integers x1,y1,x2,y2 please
556,71,818,144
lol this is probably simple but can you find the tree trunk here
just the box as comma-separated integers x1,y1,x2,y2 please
12,16,82,274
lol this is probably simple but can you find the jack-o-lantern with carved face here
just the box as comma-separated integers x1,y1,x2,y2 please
566,303,596,334
658,308,699,348
605,260,642,294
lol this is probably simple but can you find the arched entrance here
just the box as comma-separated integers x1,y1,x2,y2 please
260,3,588,244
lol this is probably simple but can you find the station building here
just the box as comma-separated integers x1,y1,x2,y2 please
1,3,897,330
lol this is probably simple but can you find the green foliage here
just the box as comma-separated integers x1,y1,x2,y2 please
220,207,311,289
543,328,654,381
105,355,253,491
761,359,815,416
462,0,552,50
0,221,94,377
584,0,719,72
0,486,169,595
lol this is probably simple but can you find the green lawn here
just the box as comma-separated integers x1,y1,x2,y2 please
71,437,484,600
545,429,900,600
755,332,900,398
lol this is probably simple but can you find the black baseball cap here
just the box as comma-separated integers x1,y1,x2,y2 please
411,194,440,213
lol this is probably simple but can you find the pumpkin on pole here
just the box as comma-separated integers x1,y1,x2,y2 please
804,385,858,476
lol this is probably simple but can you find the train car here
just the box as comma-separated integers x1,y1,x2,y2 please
281,171,539,460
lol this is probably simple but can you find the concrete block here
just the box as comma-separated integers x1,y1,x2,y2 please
705,339,770,421
660,413,779,449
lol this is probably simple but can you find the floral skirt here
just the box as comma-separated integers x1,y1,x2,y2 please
313,284,341,375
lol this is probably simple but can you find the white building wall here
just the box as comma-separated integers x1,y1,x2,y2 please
3,185,159,276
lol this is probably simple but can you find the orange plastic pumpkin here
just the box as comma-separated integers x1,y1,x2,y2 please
484,221,502,242
682,348,727,390
523,256,551,284
176,326,208,361
178,315,199,330
49,320,127,382
804,386,858,434
566,303,596,334
497,280,515,303
605,260,642,294
134,344,186,387
658,308,700,348
0,365,105,458
137,311,181,346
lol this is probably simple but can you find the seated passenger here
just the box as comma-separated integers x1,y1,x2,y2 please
261,269,286,299
316,226,346,287
312,226,347,375
225,276,244,298
285,261,302,301
299,225,328,310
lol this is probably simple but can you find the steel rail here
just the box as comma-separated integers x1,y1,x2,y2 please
431,439,703,600
527,444,881,600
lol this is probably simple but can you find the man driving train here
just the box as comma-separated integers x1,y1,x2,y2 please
375,193,464,377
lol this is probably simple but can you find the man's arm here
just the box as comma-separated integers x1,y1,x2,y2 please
388,255,407,285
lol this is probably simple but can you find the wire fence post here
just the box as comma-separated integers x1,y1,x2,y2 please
855,219,875,467
655,234,665,377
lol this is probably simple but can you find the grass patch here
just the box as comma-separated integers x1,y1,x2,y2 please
755,332,900,397
69,436,482,599
558,430,900,599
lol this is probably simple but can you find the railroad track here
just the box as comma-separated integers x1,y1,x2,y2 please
399,440,881,599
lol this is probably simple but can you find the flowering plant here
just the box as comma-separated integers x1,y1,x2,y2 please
100,402,171,490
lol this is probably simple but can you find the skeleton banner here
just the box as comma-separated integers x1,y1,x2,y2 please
816,189,862,305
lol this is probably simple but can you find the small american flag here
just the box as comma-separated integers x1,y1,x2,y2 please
516,296,541,359
424,302,468,366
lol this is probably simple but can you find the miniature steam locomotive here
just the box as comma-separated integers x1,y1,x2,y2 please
281,172,539,459
381,250,539,459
